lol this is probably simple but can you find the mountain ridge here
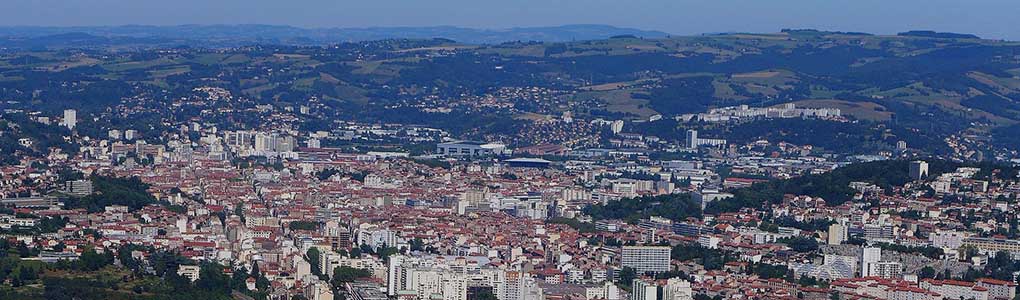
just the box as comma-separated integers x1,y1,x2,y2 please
0,24,671,46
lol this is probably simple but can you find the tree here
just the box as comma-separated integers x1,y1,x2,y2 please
289,221,318,231
377,246,399,263
330,266,371,289
195,263,231,294
250,261,270,291
473,290,499,300
52,242,66,252
306,248,323,277
781,237,819,253
918,266,937,279
79,247,112,271
616,267,637,289
410,238,425,252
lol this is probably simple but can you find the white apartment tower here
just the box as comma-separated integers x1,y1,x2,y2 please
860,247,881,277
62,109,77,130
910,161,929,181
663,278,694,300
621,246,671,274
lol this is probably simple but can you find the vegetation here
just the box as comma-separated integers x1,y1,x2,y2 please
671,243,734,270
585,193,701,223
779,236,819,253
63,175,159,212
546,217,596,233
288,221,318,231
3,32,1020,156
706,159,1011,213
329,266,372,290
306,248,324,278
0,216,68,235
747,263,792,280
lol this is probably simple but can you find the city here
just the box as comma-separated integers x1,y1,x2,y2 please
3,2,1020,300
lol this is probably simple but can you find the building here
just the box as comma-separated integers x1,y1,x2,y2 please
963,237,1020,258
631,278,657,300
64,179,94,196
504,158,552,169
621,246,671,274
977,278,1017,300
62,109,76,130
436,141,506,157
0,196,60,208
673,222,709,237
177,265,200,282
304,280,334,300
827,223,848,245
910,161,929,181
387,255,542,300
692,190,733,210
518,143,569,156
930,231,969,250
663,278,694,300
254,132,296,154
225,130,255,148
920,279,989,300
684,130,726,149
610,120,624,134
832,278,939,300
307,138,321,149
860,247,881,277
108,129,122,140
684,130,697,149
678,103,841,123
585,282,621,300
791,254,856,280
628,278,693,300
866,261,902,279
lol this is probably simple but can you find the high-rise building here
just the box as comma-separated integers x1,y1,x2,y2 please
64,179,94,196
622,246,671,274
828,222,848,245
254,132,296,154
629,278,693,300
663,278,694,300
255,133,273,152
867,261,902,279
611,120,624,134
224,131,254,148
62,109,76,130
684,130,726,149
910,161,929,181
860,247,881,277
630,278,658,300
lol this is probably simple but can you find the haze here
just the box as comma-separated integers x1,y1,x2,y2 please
3,0,1020,40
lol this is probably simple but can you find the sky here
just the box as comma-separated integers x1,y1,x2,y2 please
3,0,1020,40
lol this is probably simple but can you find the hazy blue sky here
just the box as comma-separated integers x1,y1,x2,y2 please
4,0,1020,39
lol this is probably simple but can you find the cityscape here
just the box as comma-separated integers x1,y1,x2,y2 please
3,2,1020,300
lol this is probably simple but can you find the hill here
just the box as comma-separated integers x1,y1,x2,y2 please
1,29,1019,154
0,24,670,46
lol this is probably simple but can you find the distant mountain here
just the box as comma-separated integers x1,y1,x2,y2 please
897,30,981,39
0,24,671,48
